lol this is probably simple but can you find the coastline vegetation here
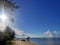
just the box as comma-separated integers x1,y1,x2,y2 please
0,26,15,45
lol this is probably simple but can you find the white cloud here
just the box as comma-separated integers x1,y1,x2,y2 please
0,23,6,32
43,30,60,38
0,24,30,38
0,23,60,38
11,27,30,38
44,30,53,37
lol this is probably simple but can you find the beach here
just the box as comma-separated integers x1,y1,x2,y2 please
12,40,37,45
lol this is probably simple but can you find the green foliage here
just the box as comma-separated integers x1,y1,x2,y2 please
0,26,15,45
5,40,13,45
3,32,11,41
4,26,15,40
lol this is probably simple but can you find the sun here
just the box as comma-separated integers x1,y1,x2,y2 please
0,14,7,22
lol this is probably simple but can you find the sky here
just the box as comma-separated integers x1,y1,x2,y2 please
12,0,60,37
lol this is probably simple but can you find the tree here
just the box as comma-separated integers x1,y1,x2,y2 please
26,37,30,41
4,26,15,40
0,0,19,22
0,26,15,45
0,0,19,11
0,0,19,45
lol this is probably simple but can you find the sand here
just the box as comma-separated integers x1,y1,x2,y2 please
12,40,37,45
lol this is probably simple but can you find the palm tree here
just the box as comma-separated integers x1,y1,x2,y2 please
0,0,19,22
4,0,19,11
0,0,19,11
4,26,15,40
0,0,19,45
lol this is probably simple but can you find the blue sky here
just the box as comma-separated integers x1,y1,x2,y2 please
13,0,60,37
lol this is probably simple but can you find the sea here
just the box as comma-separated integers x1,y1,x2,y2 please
30,38,60,45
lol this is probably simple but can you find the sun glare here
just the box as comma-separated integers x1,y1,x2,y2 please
0,14,7,22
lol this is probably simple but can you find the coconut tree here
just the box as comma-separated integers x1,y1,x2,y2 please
0,0,19,22
0,0,19,11
0,0,19,45
4,26,15,40
4,0,19,11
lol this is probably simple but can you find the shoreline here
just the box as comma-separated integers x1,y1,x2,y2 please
12,40,37,45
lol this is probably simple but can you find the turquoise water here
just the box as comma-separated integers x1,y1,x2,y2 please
30,38,60,45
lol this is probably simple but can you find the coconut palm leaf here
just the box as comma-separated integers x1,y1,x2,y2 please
0,0,19,11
